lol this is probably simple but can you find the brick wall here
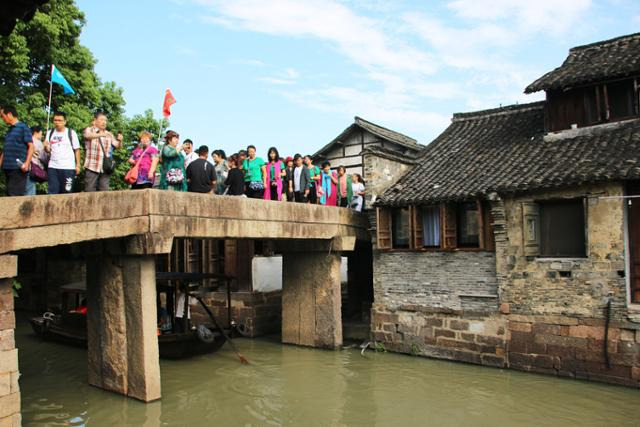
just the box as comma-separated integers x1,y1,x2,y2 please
371,305,507,367
506,314,640,386
194,291,282,337
0,278,20,426
373,251,498,312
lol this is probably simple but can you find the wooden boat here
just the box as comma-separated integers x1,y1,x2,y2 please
30,273,235,360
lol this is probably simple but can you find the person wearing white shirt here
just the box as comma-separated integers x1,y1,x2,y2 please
182,139,199,168
43,112,81,194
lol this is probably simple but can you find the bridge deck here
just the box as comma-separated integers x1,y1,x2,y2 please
0,190,369,254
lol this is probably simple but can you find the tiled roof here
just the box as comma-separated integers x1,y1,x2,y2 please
353,116,420,149
377,101,640,206
361,145,418,164
525,32,640,93
314,116,422,158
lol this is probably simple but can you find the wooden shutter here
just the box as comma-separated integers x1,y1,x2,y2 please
377,207,392,250
410,206,423,249
482,201,495,252
441,203,457,249
522,202,540,256
476,200,485,250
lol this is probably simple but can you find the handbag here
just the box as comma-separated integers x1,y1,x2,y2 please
125,147,150,185
166,167,184,185
29,162,48,183
98,136,115,174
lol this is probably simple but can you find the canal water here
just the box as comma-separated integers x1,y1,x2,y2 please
16,317,638,427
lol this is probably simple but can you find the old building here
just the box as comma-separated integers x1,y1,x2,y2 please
313,116,422,207
372,32,640,387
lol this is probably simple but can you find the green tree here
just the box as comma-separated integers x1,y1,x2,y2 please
0,0,165,193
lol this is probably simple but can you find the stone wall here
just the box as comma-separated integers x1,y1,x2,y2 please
370,182,640,387
194,291,282,337
0,259,20,426
363,154,412,208
373,251,498,312
498,183,628,319
505,314,640,386
371,305,507,367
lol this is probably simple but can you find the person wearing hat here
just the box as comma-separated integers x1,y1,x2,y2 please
283,155,295,202
186,145,216,193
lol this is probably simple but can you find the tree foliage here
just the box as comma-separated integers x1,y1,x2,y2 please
0,0,167,193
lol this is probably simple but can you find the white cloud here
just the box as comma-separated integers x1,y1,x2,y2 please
198,0,436,75
191,0,592,141
446,0,592,35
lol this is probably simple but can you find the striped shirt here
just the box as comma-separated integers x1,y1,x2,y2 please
83,127,120,173
1,122,31,170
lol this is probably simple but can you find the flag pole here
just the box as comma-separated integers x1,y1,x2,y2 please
45,64,54,138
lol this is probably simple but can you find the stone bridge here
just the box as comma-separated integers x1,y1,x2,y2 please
0,190,369,409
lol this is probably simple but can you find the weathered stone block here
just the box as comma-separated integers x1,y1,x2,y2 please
476,335,504,347
508,321,532,332
0,373,9,396
532,323,568,336
619,329,635,342
0,331,14,352
449,320,469,331
0,392,19,419
0,311,15,332
434,329,455,339
569,325,605,340
0,350,17,374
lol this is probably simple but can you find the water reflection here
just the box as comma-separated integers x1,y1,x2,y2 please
17,316,639,426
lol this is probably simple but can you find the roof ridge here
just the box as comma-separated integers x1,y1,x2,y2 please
354,116,418,143
568,32,640,53
451,101,545,122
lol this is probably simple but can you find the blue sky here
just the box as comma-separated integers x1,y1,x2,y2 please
77,0,639,157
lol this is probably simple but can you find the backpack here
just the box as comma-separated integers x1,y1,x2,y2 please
47,128,76,156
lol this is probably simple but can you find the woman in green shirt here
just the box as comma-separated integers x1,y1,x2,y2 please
159,130,187,192
242,145,266,199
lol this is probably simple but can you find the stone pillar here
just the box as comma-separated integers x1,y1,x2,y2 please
0,255,20,426
86,253,161,402
282,251,342,349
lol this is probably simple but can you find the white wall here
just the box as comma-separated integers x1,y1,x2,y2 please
251,256,348,292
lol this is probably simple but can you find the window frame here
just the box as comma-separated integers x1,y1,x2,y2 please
377,200,494,253
523,198,588,259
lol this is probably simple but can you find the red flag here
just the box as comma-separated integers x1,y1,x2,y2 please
162,89,176,117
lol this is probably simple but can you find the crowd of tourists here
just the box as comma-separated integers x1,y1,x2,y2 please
0,106,365,211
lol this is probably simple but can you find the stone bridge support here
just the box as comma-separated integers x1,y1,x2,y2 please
85,234,172,402
0,255,20,426
280,238,355,349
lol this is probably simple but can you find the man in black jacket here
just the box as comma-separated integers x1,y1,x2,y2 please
292,153,310,202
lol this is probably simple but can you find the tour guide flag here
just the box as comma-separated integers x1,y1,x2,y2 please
162,89,176,117
51,65,75,95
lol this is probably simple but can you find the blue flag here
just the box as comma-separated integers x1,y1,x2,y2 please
51,65,75,95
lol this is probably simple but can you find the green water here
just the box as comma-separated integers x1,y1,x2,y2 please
16,317,639,427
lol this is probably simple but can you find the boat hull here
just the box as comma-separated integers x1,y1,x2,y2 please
30,316,227,360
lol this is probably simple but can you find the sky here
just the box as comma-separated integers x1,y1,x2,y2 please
77,0,639,157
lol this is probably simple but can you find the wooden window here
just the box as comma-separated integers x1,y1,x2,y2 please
416,205,440,248
391,207,411,248
376,207,392,250
481,201,495,251
606,80,637,120
410,206,423,249
457,202,480,248
539,199,586,257
442,203,457,249
522,202,541,256
628,181,640,303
